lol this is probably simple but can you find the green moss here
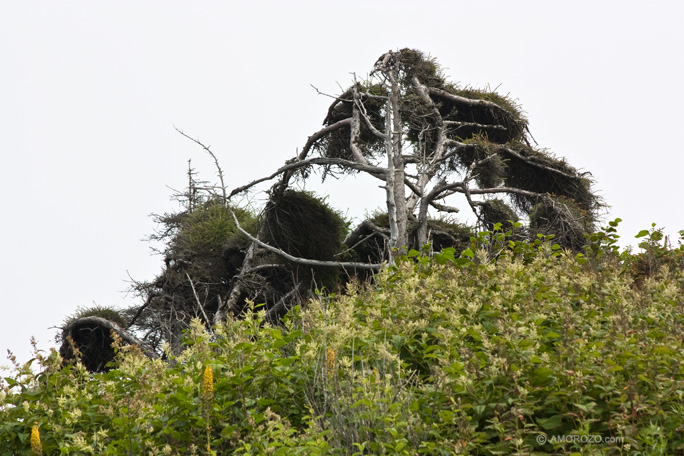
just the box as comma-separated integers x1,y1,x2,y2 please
320,82,386,165
178,201,256,255
352,212,473,257
265,190,348,291
394,48,445,88
450,85,527,126
479,199,519,230
503,142,597,216
60,305,128,332
529,195,593,250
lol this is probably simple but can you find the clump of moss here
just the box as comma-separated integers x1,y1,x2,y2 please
417,218,474,252
479,199,519,231
175,201,256,257
264,190,348,292
433,85,528,144
58,305,129,373
529,196,593,250
348,212,473,260
60,304,128,330
502,143,595,214
393,48,445,88
319,83,386,166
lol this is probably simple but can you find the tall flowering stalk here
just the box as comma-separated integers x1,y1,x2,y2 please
326,348,335,376
202,365,214,407
31,422,42,455
202,365,214,454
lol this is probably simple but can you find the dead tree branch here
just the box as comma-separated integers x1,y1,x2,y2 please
175,126,227,203
228,156,387,198
185,273,214,333
67,316,159,360
226,206,383,271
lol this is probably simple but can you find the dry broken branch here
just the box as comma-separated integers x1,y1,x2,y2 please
66,316,159,360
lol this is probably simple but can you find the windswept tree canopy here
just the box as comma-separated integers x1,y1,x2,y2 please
301,49,599,256
60,49,601,367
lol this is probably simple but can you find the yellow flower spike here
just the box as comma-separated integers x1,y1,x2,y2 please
202,366,215,455
31,422,43,455
326,348,335,374
202,365,214,403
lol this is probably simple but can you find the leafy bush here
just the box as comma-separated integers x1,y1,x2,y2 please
2,223,684,454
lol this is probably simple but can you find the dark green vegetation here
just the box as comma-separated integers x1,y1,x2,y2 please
3,222,684,454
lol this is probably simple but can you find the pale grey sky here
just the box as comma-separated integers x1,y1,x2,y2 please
2,1,683,365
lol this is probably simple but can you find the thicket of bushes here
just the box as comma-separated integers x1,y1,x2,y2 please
2,221,684,455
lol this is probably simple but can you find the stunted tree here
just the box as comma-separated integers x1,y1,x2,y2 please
211,48,599,320
59,49,600,366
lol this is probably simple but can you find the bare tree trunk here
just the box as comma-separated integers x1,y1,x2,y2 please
386,67,408,256
215,222,267,322
416,198,431,250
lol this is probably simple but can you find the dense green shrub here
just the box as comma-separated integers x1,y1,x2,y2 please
2,223,684,454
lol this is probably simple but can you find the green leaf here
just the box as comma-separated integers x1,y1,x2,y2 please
454,257,472,266
537,415,563,430
635,230,650,238
434,247,455,264
272,339,287,349
518,338,535,349
654,345,675,356
275,356,297,367
543,331,561,339
531,367,555,386
574,402,596,412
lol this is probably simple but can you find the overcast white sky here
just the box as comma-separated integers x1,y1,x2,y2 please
2,1,683,366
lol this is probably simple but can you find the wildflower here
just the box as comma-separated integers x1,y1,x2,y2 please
326,348,335,374
202,365,214,404
31,422,42,455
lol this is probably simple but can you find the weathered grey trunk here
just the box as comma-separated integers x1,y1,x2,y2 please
385,67,408,260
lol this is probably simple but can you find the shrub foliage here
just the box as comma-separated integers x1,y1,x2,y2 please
3,222,684,454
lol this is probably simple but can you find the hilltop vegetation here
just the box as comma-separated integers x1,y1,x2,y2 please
2,222,684,455
56,48,603,372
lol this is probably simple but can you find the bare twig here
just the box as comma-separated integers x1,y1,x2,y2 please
264,283,303,325
496,145,580,180
175,126,227,204
444,120,507,131
428,87,515,114
228,156,387,198
185,273,214,333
